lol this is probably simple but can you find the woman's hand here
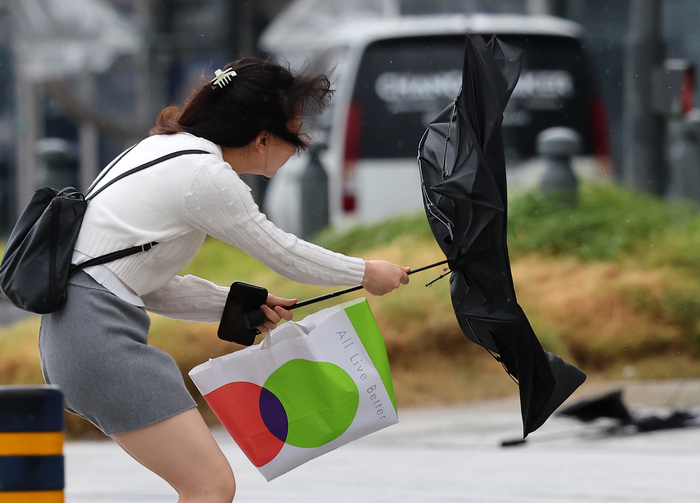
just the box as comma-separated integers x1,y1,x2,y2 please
256,294,296,333
361,260,410,296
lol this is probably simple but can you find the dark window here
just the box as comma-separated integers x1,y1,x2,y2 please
352,36,464,159
351,33,600,161
498,34,600,162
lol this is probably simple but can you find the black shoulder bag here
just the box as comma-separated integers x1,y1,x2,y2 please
0,147,208,314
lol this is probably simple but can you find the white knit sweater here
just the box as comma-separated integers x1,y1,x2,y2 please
74,132,366,322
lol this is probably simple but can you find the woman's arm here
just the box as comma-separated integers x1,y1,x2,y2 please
362,260,410,295
155,161,408,323
183,161,369,286
142,274,297,330
141,275,229,323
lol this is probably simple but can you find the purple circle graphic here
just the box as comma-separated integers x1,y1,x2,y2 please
259,387,288,442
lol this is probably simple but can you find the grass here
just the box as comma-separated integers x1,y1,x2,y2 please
507,183,700,261
312,212,435,255
4,181,700,437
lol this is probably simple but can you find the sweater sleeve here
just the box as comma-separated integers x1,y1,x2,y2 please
182,160,366,287
141,274,230,323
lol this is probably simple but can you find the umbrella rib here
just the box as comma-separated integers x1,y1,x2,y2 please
441,100,458,179
423,194,454,242
425,267,451,287
463,316,519,385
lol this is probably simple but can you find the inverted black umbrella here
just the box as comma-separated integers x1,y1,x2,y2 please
417,34,586,437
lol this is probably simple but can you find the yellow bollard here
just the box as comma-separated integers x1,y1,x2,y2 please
0,386,64,503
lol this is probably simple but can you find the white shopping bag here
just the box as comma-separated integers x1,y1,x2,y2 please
189,297,398,481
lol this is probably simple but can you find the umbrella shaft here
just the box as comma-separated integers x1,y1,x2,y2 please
408,259,449,275
290,259,449,310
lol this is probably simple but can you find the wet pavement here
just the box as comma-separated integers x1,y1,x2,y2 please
64,391,700,503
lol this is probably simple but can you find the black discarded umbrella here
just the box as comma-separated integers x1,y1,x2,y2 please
417,34,586,437
557,389,633,424
502,389,700,447
557,389,700,433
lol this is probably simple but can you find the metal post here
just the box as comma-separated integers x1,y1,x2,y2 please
300,144,329,239
78,73,99,192
36,138,79,189
526,0,554,15
622,0,665,194
10,1,44,218
0,385,65,502
667,109,700,202
133,0,156,140
538,126,581,207
238,1,255,56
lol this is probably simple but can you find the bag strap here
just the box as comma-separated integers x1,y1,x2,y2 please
72,148,210,274
84,144,137,197
70,242,158,274
86,148,210,201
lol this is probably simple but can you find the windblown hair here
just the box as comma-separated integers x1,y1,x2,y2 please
150,58,333,150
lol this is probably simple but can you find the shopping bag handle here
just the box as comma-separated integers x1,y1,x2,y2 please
261,321,311,350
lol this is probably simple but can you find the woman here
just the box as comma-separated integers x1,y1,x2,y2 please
38,58,409,502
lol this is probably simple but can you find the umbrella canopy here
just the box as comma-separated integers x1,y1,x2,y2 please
418,34,586,437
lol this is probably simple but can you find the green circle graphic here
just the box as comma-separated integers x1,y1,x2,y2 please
264,359,359,448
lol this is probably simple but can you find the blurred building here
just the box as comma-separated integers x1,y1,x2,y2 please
1,0,700,236
553,0,700,184
0,2,12,234
0,0,291,235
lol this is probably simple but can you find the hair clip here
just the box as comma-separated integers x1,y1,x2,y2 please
211,68,237,89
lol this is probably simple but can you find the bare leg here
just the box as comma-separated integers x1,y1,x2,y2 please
112,408,235,503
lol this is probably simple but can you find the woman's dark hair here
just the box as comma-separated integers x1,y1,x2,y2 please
150,58,333,150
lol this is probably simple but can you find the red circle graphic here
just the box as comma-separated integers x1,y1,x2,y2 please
205,382,286,467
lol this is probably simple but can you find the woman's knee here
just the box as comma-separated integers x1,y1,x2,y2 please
218,471,236,502
217,471,236,503
179,463,236,503
206,461,236,502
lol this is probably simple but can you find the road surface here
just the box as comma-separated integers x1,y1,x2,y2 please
64,389,700,503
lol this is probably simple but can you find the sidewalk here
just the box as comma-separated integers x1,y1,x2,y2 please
64,393,700,503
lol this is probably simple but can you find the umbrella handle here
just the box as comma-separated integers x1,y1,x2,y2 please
289,259,449,310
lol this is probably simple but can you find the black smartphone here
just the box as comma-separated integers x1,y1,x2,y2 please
217,281,268,346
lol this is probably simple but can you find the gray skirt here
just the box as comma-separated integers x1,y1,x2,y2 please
39,271,196,436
